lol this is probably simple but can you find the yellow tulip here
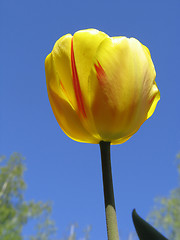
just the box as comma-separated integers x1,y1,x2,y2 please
45,29,160,144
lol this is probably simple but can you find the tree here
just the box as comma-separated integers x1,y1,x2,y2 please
60,223,91,240
148,153,180,240
0,153,57,240
0,153,90,240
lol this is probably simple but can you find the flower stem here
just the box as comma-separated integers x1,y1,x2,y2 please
99,141,119,240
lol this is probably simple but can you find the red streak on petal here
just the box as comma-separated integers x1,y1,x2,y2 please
59,80,73,106
149,95,155,105
71,38,86,118
60,80,65,91
94,61,106,86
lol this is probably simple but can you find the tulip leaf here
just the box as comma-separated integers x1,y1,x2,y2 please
132,209,168,240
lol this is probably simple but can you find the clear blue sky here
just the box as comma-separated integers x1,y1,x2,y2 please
1,0,180,239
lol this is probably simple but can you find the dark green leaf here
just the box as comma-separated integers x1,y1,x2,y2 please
132,209,168,240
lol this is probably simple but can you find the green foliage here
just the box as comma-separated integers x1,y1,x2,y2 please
148,153,180,240
0,153,56,240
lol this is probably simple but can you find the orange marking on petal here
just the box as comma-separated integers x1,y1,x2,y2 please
94,61,106,86
60,80,65,91
71,38,86,118
149,95,155,105
59,80,73,106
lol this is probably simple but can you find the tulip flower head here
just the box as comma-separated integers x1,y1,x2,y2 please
45,29,160,144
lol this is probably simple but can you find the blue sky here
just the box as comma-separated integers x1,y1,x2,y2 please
1,0,180,239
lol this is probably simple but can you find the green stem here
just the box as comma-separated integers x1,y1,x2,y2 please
99,141,119,240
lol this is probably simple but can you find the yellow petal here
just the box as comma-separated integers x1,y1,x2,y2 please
45,53,99,143
71,29,108,138
88,36,159,143
72,29,108,100
51,34,78,111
